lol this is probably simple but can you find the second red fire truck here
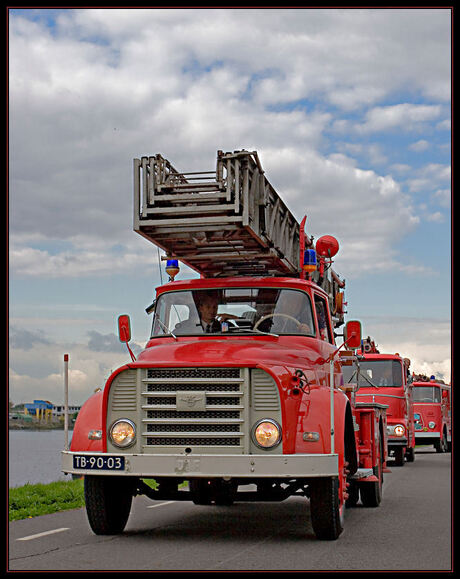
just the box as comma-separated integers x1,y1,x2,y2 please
342,337,415,466
62,149,388,540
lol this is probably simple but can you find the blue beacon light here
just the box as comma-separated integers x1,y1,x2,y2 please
166,259,180,281
303,249,317,272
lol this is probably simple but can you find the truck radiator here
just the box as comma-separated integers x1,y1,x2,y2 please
141,367,249,451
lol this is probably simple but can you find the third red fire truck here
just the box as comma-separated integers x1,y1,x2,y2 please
412,375,451,453
62,149,388,540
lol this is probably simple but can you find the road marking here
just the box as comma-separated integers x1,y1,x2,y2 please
17,528,70,541
147,500,175,509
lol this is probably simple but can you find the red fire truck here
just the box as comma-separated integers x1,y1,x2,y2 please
342,337,415,466
62,150,388,540
412,375,451,452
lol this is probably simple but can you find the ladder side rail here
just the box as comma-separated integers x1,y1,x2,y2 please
148,157,155,206
134,158,141,228
234,158,240,215
141,157,149,218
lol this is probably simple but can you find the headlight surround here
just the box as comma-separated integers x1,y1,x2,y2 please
109,419,136,448
394,424,405,437
252,418,282,449
428,421,436,429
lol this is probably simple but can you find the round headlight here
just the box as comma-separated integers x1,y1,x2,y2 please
394,424,405,437
252,419,281,449
110,419,136,448
428,421,436,429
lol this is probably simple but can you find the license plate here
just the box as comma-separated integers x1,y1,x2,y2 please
73,455,125,471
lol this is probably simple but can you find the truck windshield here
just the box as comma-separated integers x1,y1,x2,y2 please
342,360,404,387
151,288,315,337
413,386,441,403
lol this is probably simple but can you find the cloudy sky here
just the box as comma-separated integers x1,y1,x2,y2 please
8,7,451,406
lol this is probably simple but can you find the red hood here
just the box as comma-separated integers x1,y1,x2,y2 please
135,335,331,371
355,387,407,422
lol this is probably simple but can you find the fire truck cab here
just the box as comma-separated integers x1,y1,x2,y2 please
62,150,387,540
412,376,451,453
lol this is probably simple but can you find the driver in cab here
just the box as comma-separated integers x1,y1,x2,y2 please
174,291,237,334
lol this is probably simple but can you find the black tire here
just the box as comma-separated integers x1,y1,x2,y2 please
190,479,213,505
345,480,359,508
84,476,136,535
360,435,383,508
441,431,448,452
434,439,444,453
393,446,405,466
309,477,344,540
213,480,237,506
406,447,415,462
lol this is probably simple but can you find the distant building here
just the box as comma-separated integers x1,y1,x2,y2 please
52,404,81,418
22,400,81,420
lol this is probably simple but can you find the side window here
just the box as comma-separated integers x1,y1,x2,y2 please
314,294,333,343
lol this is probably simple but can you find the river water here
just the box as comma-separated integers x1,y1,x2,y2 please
8,429,74,488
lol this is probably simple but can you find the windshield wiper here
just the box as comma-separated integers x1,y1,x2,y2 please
359,373,379,388
155,318,177,341
228,328,279,337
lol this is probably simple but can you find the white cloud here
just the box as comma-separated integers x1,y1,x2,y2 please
406,163,451,194
8,8,451,405
409,140,430,152
356,104,443,134
358,316,451,383
432,188,451,208
426,211,444,223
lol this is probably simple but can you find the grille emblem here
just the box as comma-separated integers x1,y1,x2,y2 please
176,391,206,412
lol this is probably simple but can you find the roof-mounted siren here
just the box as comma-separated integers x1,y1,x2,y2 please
316,235,339,261
165,258,180,282
302,248,317,275
315,235,345,317
315,234,340,285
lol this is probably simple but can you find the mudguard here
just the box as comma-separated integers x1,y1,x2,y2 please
70,390,104,452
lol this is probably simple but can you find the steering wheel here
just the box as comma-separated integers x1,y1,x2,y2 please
253,313,302,332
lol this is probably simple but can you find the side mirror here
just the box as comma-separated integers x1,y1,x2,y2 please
118,314,132,343
344,320,362,350
442,390,448,398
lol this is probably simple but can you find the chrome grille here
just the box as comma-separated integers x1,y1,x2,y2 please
141,367,247,450
147,368,240,379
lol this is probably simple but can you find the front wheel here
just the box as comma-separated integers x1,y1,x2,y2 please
84,476,136,535
360,434,383,508
309,477,344,540
393,446,405,466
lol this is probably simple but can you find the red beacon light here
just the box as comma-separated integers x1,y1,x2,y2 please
316,235,339,259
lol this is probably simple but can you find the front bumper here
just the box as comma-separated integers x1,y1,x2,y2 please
415,432,440,441
388,437,408,447
62,451,339,478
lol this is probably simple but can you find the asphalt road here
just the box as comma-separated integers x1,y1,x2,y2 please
8,448,452,572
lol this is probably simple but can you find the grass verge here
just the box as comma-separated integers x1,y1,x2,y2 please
9,479,85,522
8,478,163,522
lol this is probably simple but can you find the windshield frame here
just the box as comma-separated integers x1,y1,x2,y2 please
150,286,316,338
413,385,442,403
341,358,404,388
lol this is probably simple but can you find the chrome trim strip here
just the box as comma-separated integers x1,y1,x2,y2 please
62,451,338,478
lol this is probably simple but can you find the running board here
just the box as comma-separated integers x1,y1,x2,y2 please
351,468,379,482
